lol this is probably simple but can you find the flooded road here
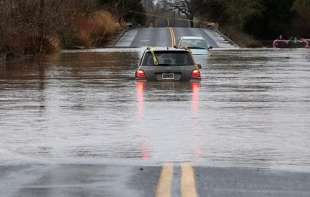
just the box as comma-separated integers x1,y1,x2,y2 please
1,48,310,171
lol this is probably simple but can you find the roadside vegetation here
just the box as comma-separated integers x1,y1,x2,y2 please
161,0,310,47
0,0,145,59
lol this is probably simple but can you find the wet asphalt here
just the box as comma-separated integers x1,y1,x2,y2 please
1,165,161,197
2,165,310,197
116,27,223,48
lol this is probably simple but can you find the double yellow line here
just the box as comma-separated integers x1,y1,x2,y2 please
169,27,177,47
156,163,198,197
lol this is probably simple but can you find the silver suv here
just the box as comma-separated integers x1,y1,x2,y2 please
135,47,201,81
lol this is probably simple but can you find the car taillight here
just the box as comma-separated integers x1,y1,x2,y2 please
192,69,201,79
135,70,146,79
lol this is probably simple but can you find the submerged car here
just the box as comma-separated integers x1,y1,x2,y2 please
178,36,211,55
135,47,201,81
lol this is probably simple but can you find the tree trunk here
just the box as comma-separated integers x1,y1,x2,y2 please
189,15,194,27
38,0,45,53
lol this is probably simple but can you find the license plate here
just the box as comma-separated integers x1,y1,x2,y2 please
162,73,175,80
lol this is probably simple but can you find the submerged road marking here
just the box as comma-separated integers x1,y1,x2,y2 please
172,28,177,46
169,27,177,47
169,27,174,47
181,163,198,197
156,163,174,197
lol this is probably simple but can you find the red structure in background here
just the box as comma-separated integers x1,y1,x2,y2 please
273,39,310,48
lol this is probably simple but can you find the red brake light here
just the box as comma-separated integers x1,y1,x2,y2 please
136,70,146,79
192,69,201,79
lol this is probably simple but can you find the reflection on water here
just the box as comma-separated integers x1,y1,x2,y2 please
134,81,202,163
1,49,310,171
136,81,145,119
191,82,201,113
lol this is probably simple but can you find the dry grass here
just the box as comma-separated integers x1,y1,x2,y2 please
0,1,121,58
77,11,121,48
221,26,263,48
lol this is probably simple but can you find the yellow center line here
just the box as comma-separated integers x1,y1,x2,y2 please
181,163,198,197
169,27,177,47
172,28,177,46
156,163,174,197
169,27,173,47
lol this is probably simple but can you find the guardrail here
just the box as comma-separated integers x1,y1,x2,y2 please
273,39,310,48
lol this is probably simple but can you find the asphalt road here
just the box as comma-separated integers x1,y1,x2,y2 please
115,27,235,48
2,164,310,197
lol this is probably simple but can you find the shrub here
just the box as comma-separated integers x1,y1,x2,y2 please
73,10,121,48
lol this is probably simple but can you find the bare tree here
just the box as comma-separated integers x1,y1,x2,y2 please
164,0,196,27
0,0,100,55
1,0,145,56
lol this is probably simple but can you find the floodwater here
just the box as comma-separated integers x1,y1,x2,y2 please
1,49,310,171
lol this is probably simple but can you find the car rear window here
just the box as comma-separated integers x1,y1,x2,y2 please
142,51,195,66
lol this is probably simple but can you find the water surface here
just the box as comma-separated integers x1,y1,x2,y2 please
1,49,310,171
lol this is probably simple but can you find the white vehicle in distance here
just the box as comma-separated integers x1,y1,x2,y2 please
178,36,212,55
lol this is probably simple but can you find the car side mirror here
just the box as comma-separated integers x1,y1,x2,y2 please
197,64,202,69
208,46,213,50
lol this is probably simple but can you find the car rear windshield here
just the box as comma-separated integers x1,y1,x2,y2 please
142,51,195,66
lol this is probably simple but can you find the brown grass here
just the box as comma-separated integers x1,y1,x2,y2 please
221,26,263,48
77,10,121,48
1,3,121,57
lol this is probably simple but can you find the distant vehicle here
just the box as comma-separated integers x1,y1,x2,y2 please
178,36,211,55
135,47,201,81
126,22,133,28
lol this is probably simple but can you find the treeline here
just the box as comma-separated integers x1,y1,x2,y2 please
192,0,310,45
0,0,145,57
